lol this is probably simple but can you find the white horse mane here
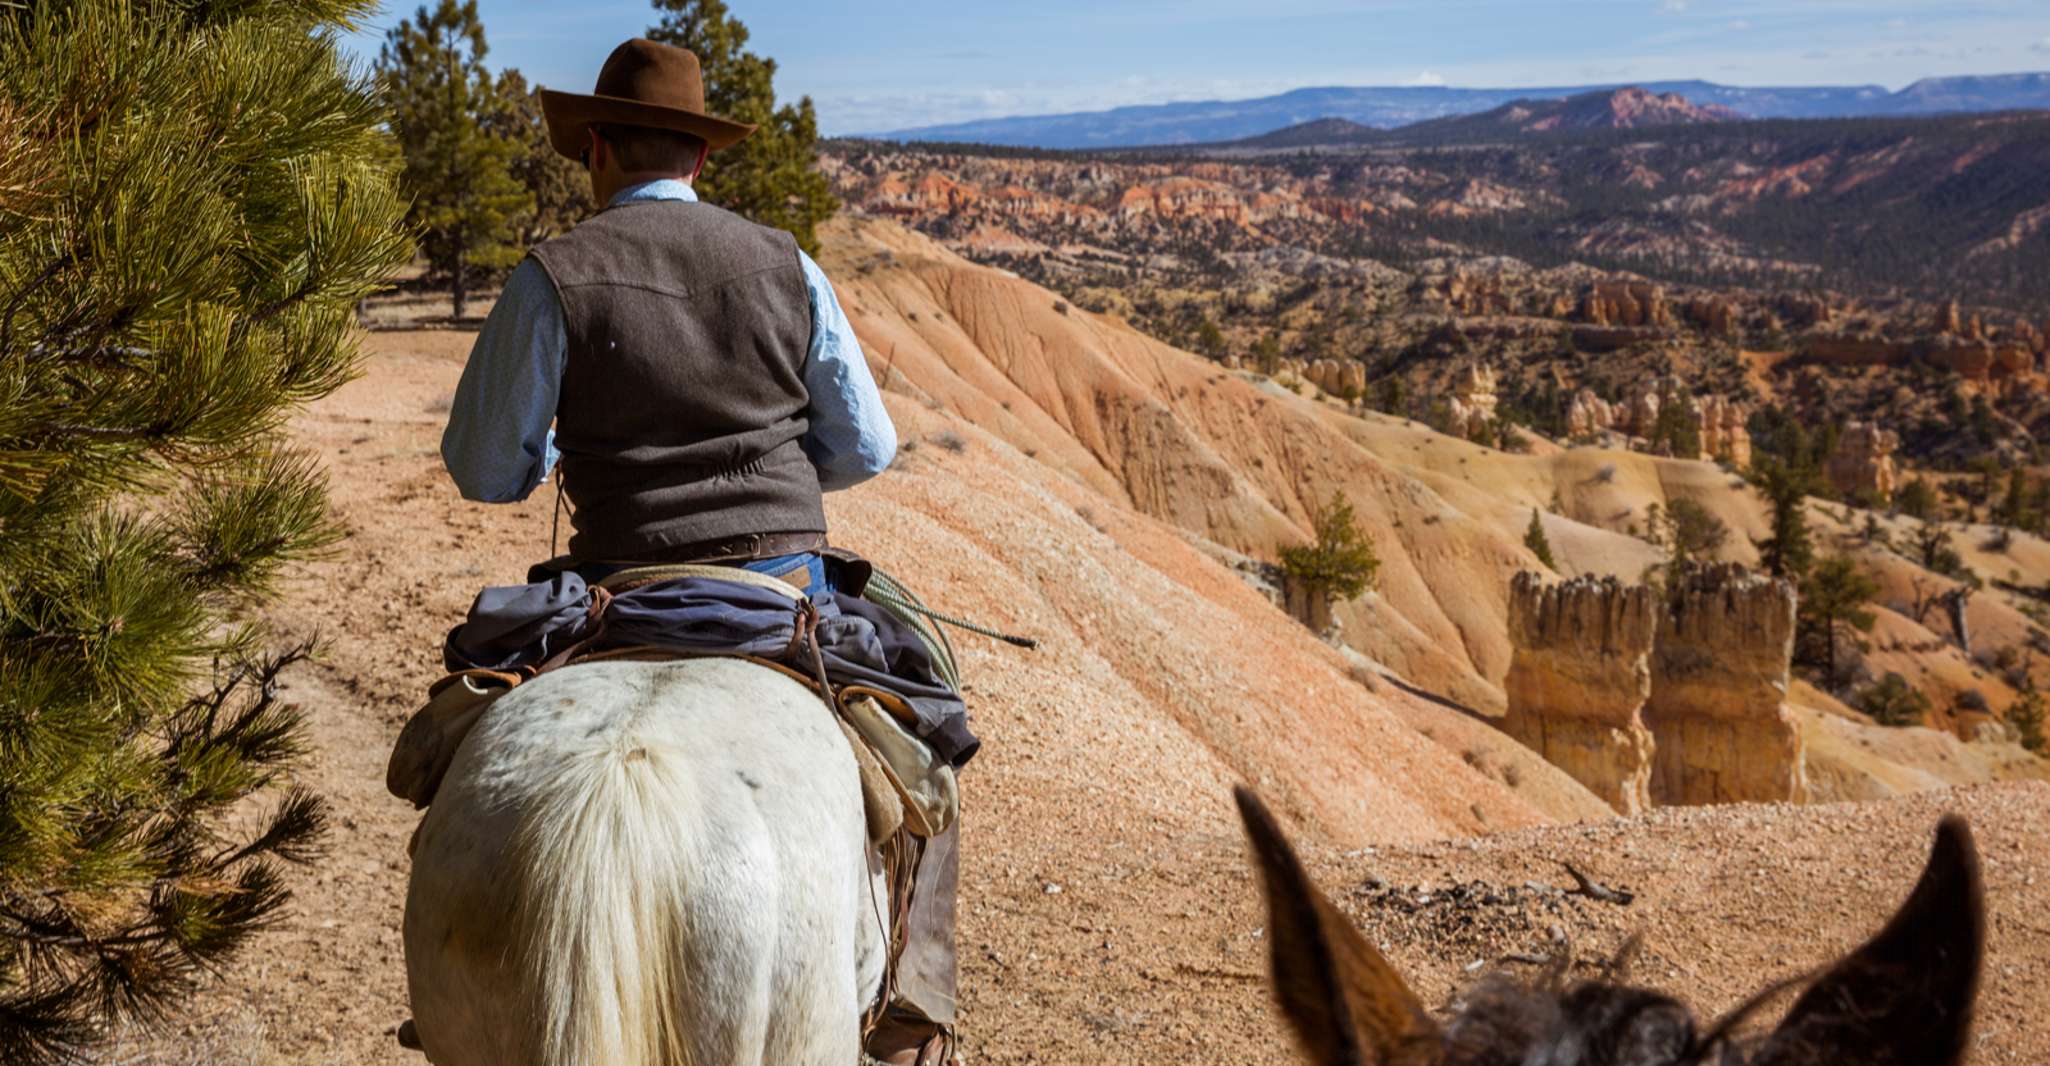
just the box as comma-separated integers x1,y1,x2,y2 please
404,658,887,1065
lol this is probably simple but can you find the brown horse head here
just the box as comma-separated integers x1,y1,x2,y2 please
1233,787,1983,1066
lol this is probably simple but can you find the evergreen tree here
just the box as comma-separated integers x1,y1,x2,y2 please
647,0,836,253
492,67,596,246
1648,395,1701,458
1524,508,1557,569
1895,477,1938,521
378,0,531,317
1799,554,1880,681
1280,491,1381,601
1751,458,1815,580
0,0,410,1059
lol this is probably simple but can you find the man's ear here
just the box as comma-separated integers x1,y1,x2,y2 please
1751,815,1983,1066
1234,787,1439,1066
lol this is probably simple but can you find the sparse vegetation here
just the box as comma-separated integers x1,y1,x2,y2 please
1857,672,1932,727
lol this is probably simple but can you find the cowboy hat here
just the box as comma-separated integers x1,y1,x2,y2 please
540,38,756,159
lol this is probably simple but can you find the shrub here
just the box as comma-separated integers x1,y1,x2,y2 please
1857,673,1931,727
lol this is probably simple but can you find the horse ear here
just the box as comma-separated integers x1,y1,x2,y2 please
1752,815,1983,1066
1234,787,1439,1066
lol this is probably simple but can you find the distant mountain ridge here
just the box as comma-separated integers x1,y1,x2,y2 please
1234,87,1738,147
873,73,2050,149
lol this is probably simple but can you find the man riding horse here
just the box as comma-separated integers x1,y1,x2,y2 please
431,38,960,1066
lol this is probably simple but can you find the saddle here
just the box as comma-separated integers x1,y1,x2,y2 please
385,561,959,846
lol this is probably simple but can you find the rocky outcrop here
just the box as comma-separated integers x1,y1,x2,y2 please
1437,273,1513,316
1645,565,1808,806
1562,383,1748,464
1304,359,1367,398
1580,280,1673,329
1504,568,1808,813
1566,388,1614,439
1684,296,1738,338
1775,293,1832,329
1824,422,1900,501
1694,394,1752,467
1500,573,1660,814
1445,364,1500,438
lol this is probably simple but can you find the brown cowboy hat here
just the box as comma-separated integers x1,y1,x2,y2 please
540,38,756,159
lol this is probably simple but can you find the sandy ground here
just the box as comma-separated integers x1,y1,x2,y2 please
84,326,2050,1066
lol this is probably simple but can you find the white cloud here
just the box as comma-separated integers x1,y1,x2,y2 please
1726,19,1753,31
1407,70,1448,86
2032,36,2050,54
1659,0,1689,12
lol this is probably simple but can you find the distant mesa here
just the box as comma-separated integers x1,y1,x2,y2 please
1237,87,1741,147
1413,86,1740,135
870,72,2050,151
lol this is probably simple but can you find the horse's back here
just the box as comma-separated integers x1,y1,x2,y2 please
404,657,874,1066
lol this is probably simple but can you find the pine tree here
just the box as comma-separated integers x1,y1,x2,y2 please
1799,554,1880,681
1751,458,1815,580
647,0,836,253
1280,491,1381,601
492,67,596,246
0,0,410,1060
1524,508,1557,569
379,0,531,318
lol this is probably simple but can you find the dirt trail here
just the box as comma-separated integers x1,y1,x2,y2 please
91,330,2050,1066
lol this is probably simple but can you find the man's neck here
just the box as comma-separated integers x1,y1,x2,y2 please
598,172,693,205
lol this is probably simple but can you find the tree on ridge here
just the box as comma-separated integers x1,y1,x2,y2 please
647,0,836,254
379,0,531,318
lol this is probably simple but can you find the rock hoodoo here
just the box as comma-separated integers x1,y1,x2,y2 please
1695,394,1753,467
1500,572,1660,814
1824,421,1900,501
1304,358,1367,398
1563,382,1749,465
1566,388,1613,439
1445,363,1500,438
1503,567,1809,813
1645,565,1808,806
1580,280,1673,330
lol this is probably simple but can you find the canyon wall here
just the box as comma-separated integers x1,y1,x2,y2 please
1645,565,1809,805
1501,572,1660,813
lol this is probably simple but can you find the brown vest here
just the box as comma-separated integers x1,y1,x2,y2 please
529,199,825,561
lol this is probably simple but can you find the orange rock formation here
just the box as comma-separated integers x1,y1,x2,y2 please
1646,565,1808,805
1825,422,1900,500
1501,572,1660,814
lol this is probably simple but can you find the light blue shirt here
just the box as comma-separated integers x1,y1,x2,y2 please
440,179,897,503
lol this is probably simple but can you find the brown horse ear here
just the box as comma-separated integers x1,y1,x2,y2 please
1234,787,1440,1066
1752,815,1983,1066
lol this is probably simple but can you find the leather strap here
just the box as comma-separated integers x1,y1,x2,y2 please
602,530,828,566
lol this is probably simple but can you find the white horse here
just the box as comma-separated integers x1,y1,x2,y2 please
402,657,889,1066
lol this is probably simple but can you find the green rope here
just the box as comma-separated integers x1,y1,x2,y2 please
863,568,1039,692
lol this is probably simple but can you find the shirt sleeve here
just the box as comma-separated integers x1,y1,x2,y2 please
797,250,898,492
439,258,567,503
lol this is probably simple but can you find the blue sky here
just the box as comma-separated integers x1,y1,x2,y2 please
339,0,2050,134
